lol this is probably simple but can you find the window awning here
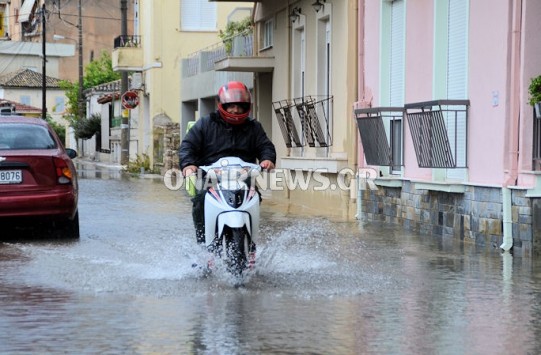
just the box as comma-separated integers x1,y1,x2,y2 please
18,0,37,23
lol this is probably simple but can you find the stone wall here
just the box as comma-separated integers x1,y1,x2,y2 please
360,181,535,256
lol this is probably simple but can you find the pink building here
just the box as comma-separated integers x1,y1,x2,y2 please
355,0,541,256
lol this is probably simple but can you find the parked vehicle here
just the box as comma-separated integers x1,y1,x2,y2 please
200,157,261,280
0,116,79,238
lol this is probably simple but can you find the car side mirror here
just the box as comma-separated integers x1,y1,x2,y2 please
66,148,78,159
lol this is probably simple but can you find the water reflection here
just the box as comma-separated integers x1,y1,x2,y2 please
2,169,541,353
75,160,125,180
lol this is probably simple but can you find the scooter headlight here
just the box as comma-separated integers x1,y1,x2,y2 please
222,189,245,208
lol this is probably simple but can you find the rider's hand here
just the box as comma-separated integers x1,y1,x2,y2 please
259,160,275,171
183,165,198,177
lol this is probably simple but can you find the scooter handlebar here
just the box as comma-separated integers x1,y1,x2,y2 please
199,157,261,173
199,157,261,182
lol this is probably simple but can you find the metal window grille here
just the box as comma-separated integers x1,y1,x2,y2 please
272,96,333,148
405,100,469,168
354,107,404,167
293,96,332,148
272,100,302,148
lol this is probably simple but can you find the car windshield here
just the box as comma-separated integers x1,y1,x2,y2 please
0,124,57,150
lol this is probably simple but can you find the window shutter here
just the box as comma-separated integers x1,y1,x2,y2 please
447,0,468,178
390,0,405,107
181,0,216,31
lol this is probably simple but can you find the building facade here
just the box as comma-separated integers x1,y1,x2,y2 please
355,0,541,256
112,0,253,170
234,0,359,219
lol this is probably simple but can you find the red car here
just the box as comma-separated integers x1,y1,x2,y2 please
0,116,79,238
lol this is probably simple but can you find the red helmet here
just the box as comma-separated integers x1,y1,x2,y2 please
217,81,251,124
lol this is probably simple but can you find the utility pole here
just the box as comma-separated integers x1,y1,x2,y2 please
77,0,84,121
120,0,129,165
41,2,47,120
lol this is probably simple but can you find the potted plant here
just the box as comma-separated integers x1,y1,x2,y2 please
528,75,541,118
218,17,253,56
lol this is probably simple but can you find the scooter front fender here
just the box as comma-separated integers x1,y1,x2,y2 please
217,211,251,235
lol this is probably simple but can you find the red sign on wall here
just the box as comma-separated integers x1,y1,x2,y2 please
121,91,139,109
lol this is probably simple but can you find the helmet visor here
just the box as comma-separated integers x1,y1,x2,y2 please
221,102,251,113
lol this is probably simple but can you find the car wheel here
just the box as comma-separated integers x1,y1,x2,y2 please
51,211,80,239
64,211,80,239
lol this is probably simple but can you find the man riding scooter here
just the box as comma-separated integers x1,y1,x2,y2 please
178,81,276,244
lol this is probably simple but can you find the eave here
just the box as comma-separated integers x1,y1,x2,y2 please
214,56,275,72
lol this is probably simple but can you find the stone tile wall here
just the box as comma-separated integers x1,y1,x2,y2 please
360,182,535,256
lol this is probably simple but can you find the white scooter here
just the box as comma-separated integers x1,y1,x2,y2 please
200,157,261,277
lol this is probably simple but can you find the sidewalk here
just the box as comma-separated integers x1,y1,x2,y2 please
75,157,124,171
74,157,163,180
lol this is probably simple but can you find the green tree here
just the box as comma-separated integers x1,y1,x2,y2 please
45,114,66,144
60,50,121,139
84,51,121,88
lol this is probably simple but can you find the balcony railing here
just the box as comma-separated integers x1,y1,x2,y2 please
182,32,253,78
114,35,141,49
273,96,333,148
354,107,404,167
112,36,143,71
405,100,470,168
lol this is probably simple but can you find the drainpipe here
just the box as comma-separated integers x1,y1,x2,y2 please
501,187,513,251
355,0,366,220
500,0,523,252
287,0,293,159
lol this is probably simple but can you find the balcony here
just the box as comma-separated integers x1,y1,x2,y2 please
112,35,143,72
182,32,274,78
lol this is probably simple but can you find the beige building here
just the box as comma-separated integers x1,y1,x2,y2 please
0,69,66,121
199,0,359,218
112,0,253,169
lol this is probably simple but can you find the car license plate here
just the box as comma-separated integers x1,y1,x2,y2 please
0,170,22,184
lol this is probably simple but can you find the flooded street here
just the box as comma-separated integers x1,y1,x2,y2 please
1,162,541,354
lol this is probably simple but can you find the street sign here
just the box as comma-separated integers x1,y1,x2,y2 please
121,91,139,109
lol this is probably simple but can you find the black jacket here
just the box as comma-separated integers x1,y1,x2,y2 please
179,112,276,170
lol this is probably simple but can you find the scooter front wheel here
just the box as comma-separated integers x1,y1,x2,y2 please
224,227,249,277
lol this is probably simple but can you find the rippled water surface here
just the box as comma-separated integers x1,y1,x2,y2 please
1,163,541,354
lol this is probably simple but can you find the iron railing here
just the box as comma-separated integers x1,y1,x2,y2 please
354,107,404,168
114,35,141,49
182,32,253,78
272,96,333,148
405,100,469,168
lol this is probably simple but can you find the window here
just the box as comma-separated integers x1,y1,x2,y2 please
292,21,305,99
261,19,273,50
2,124,56,150
434,0,469,179
380,0,405,174
291,16,306,151
20,96,31,106
0,5,6,37
181,0,216,31
534,110,541,170
54,97,65,113
316,8,332,154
